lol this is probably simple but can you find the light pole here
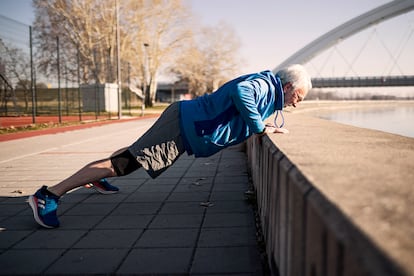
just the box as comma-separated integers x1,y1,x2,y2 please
142,43,150,115
115,0,122,119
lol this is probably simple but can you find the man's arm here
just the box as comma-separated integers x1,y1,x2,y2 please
230,80,266,134
231,79,289,135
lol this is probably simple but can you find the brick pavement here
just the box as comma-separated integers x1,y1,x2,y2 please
0,120,266,275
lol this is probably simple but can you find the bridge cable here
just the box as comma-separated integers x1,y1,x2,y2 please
344,28,377,76
308,46,336,77
333,45,358,77
374,28,405,75
384,23,414,76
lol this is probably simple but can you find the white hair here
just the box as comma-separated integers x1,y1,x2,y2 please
276,64,312,96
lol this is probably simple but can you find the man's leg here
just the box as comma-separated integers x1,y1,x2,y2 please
47,157,116,197
28,147,138,228
28,101,181,228
28,157,115,228
48,147,128,196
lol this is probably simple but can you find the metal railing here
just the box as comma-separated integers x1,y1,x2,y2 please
0,15,139,124
312,75,414,88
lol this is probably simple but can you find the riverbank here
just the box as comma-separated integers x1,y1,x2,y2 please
288,99,414,116
288,100,414,138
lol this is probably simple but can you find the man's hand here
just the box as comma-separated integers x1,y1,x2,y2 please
255,125,289,145
264,124,289,134
273,127,289,134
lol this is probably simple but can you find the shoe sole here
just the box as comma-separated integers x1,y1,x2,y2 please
85,183,119,195
28,195,56,229
89,185,119,194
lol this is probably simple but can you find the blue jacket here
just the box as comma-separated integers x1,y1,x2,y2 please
180,70,284,157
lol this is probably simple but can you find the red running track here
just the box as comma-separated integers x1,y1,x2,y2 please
0,115,112,128
0,115,159,142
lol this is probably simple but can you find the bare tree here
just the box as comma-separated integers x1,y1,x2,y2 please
0,40,31,111
169,36,208,97
33,0,122,84
33,0,193,108
200,22,243,91
171,22,243,97
123,0,193,107
32,0,243,107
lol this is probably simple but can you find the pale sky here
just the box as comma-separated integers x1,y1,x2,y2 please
189,0,392,71
1,0,413,80
188,0,413,77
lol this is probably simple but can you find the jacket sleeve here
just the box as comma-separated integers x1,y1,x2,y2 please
230,79,266,133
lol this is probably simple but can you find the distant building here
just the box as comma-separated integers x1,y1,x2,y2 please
156,81,190,102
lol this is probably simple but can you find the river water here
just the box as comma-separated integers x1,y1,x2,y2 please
317,105,414,138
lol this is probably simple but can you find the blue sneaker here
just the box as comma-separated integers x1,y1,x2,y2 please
84,178,119,194
28,186,60,228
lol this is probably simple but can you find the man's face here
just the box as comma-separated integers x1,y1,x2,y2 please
283,83,304,108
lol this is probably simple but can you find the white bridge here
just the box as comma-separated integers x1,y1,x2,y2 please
273,0,414,88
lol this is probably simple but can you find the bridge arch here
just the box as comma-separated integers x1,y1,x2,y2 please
273,0,414,73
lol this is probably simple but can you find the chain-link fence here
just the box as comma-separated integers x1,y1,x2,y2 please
0,15,140,127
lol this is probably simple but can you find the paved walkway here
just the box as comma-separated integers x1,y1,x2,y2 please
0,118,265,275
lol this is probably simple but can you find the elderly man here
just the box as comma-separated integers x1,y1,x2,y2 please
29,64,312,228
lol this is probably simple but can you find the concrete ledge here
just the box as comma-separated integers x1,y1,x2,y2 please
246,111,414,276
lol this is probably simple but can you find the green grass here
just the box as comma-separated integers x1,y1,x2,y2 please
0,121,84,134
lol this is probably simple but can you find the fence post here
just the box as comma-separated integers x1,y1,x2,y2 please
65,64,69,116
30,26,36,123
116,0,122,119
57,36,62,123
127,62,131,115
77,44,82,121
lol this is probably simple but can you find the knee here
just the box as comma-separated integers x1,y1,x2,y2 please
110,149,140,176
89,159,117,176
